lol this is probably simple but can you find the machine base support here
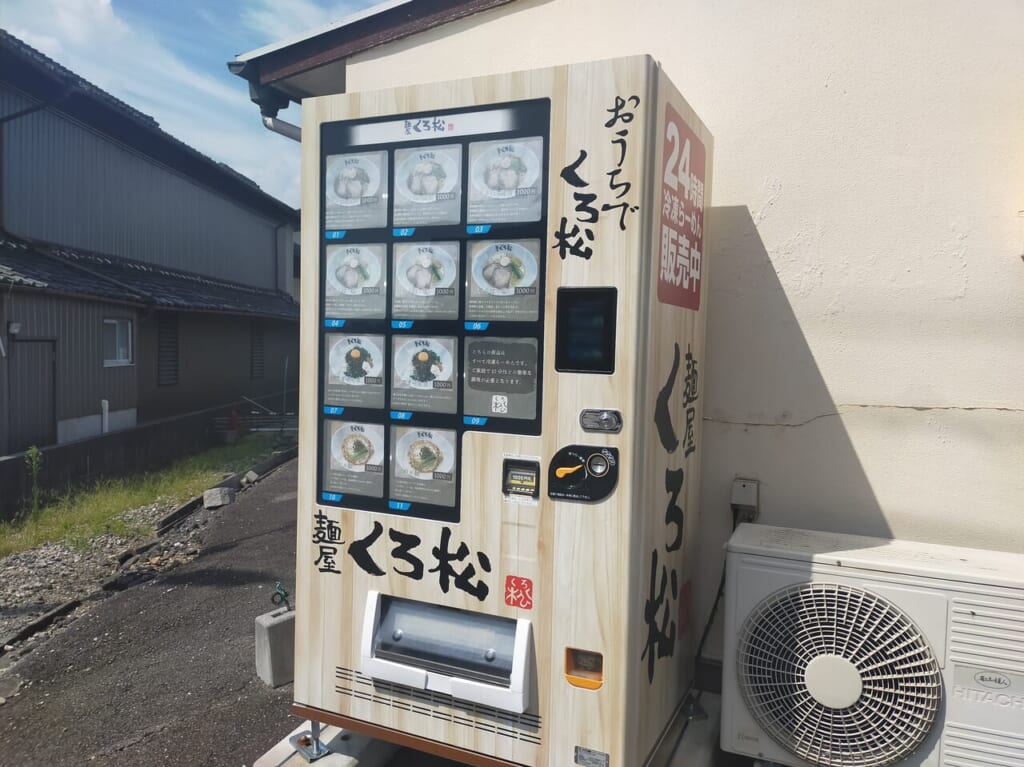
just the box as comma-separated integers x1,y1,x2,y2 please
254,720,398,767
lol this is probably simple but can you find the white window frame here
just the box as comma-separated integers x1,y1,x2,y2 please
103,318,134,367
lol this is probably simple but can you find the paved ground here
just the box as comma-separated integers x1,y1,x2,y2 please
0,459,727,767
0,460,466,767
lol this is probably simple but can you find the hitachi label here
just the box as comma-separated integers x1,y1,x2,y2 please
954,665,1024,709
574,746,609,767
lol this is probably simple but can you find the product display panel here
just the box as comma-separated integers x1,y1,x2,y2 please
317,99,550,519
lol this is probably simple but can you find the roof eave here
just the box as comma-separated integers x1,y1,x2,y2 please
229,0,519,102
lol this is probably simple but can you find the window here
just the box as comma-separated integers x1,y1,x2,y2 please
250,321,265,379
103,318,133,367
157,313,178,386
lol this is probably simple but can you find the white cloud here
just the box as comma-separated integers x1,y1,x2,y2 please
240,0,368,43
2,0,307,206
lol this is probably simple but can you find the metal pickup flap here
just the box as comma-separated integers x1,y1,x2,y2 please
360,592,533,714
374,597,515,686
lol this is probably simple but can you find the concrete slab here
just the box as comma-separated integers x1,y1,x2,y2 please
253,694,723,767
255,721,398,767
667,692,722,767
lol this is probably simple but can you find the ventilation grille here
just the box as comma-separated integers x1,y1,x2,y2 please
737,582,942,767
950,598,1024,675
157,313,178,386
249,321,264,380
335,666,542,746
942,723,1024,767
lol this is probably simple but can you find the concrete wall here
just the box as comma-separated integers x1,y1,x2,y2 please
0,402,222,523
56,408,136,444
340,0,1024,658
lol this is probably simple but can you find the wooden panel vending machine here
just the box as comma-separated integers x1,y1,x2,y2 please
294,55,713,767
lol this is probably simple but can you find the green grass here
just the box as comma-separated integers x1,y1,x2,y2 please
0,434,280,558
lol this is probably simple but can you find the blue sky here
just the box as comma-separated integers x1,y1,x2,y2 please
3,0,379,207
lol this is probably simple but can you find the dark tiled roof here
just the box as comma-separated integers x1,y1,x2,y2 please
0,233,298,321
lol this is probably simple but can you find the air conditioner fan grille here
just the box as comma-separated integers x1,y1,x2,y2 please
737,582,941,767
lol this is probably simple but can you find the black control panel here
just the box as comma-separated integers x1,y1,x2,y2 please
547,445,619,503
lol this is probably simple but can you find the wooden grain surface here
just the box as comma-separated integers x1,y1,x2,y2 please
296,55,712,767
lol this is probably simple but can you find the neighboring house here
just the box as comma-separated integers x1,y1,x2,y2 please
0,29,300,456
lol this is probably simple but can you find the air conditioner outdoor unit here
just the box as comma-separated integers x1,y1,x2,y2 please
720,524,1024,767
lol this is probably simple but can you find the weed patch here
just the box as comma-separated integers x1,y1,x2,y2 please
0,435,277,558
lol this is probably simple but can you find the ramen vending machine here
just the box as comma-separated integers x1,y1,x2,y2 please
294,55,713,767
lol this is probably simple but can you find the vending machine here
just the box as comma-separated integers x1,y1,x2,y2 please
294,55,713,767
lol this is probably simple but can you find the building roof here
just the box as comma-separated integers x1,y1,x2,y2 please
229,0,516,107
0,232,299,321
0,29,298,226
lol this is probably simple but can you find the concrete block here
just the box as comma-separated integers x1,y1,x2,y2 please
203,486,236,509
243,470,260,485
255,607,294,687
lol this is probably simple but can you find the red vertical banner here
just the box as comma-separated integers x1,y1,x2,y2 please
657,104,706,310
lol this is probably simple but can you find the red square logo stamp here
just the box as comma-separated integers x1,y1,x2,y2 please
504,575,534,610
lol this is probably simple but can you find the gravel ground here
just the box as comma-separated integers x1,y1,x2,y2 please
0,492,229,655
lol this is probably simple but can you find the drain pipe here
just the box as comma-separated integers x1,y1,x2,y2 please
262,115,301,143
225,64,302,143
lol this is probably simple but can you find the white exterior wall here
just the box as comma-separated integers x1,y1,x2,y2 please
341,0,1024,659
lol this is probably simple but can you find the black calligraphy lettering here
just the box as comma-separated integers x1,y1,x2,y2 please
552,218,594,260
312,511,343,574
664,468,684,552
601,201,640,231
430,526,468,594
314,545,341,574
607,168,631,199
604,95,640,128
389,528,424,580
683,345,699,406
611,129,628,167
429,527,491,601
641,549,678,683
312,510,343,544
684,408,697,457
453,551,491,601
574,191,600,224
348,521,386,576
559,149,589,188
654,342,681,453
